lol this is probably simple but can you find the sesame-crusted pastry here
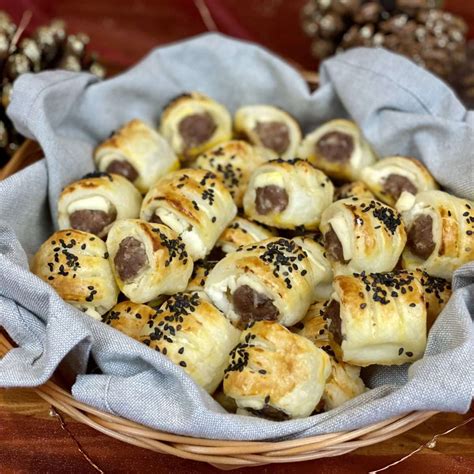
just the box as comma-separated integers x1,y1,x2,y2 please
320,198,407,276
216,217,276,255
204,237,323,328
298,119,377,181
58,172,142,239
94,119,180,194
186,260,217,293
194,140,267,207
223,321,331,420
140,169,237,260
360,156,438,207
32,229,119,315
160,92,232,163
140,292,241,393
329,271,427,366
106,219,193,303
103,301,156,340
243,159,334,230
334,181,375,201
234,105,302,160
398,190,474,280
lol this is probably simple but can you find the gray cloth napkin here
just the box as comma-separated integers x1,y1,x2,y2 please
0,33,472,441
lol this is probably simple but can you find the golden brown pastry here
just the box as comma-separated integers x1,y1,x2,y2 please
106,219,193,303
140,292,241,393
243,158,334,230
204,237,323,328
32,229,119,315
334,181,375,201
140,168,237,260
320,198,407,276
216,217,276,255
328,271,427,366
194,140,267,207
298,119,377,181
223,321,331,420
234,105,302,159
361,156,438,207
186,260,217,293
398,190,474,279
58,172,142,239
160,92,232,162
94,119,180,194
103,301,156,340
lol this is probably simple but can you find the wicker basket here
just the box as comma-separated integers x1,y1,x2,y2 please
0,112,437,469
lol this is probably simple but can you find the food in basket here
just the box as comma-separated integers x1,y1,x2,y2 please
58,172,142,238
30,90,472,422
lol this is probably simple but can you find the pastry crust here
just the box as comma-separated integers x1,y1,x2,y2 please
223,321,331,420
58,172,142,238
334,181,375,201
361,156,438,207
243,158,334,230
298,119,377,181
103,301,156,340
32,229,119,315
320,198,407,276
234,105,302,159
399,190,474,279
140,292,241,393
106,219,193,303
195,140,267,207
140,168,237,260
160,92,232,162
331,271,427,366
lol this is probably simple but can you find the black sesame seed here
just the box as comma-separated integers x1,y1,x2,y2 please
406,351,413,357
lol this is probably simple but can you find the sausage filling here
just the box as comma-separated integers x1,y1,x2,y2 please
326,300,342,345
324,225,347,263
232,285,279,325
255,185,289,215
254,121,290,154
383,174,417,200
114,236,148,282
407,214,436,260
69,208,117,237
178,112,216,149
316,131,354,163
105,160,139,182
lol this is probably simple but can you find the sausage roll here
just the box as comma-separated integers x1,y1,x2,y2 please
298,119,377,181
140,292,241,393
58,172,142,238
398,191,474,280
159,92,232,162
223,321,331,420
204,237,321,328
94,119,180,194
320,198,407,276
334,181,375,201
106,219,193,303
186,259,217,293
32,229,119,315
140,169,237,260
361,156,438,207
195,140,267,207
216,217,276,255
329,271,427,366
103,301,156,340
234,105,302,159
243,159,334,230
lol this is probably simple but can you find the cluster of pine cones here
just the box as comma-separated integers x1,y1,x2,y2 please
301,0,468,83
0,11,105,167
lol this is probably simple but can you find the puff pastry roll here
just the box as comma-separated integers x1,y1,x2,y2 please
186,260,217,293
58,172,142,238
216,217,276,255
160,92,232,162
361,156,438,207
106,219,193,303
329,271,427,366
334,181,374,201
32,229,119,315
94,119,179,194
298,119,377,181
234,105,302,159
205,237,321,328
243,158,334,230
195,140,267,207
140,292,241,393
320,198,407,275
398,191,474,279
140,169,237,260
103,301,156,340
223,321,331,420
